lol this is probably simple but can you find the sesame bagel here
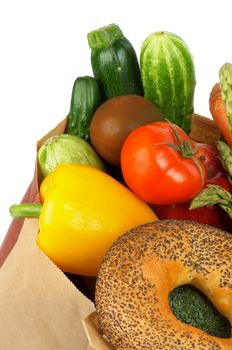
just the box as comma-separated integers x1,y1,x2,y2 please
95,220,232,350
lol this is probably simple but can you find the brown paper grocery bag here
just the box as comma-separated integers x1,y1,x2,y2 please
0,113,222,350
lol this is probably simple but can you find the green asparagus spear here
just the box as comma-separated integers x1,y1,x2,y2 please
216,141,232,185
219,63,232,133
190,184,232,219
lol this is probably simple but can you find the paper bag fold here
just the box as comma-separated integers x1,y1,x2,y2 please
0,218,95,349
83,312,114,350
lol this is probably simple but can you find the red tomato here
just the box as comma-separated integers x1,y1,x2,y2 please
121,122,205,205
196,143,231,192
153,142,232,230
153,203,226,230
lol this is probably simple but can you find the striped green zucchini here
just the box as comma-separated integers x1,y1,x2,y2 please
140,31,196,134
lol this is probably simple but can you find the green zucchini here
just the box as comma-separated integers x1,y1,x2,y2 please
87,24,143,101
140,31,196,134
66,76,101,142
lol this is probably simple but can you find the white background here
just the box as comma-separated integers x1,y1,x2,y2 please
0,0,231,244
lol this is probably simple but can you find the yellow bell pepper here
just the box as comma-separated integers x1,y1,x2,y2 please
10,163,157,276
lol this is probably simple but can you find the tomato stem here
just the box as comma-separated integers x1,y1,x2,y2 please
165,123,204,186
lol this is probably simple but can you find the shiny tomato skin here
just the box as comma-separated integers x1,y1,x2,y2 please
153,142,232,230
121,122,205,205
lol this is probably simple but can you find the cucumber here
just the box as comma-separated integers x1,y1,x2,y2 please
140,31,196,134
66,76,101,142
87,24,143,101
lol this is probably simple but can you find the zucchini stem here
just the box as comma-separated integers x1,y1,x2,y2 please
87,23,123,50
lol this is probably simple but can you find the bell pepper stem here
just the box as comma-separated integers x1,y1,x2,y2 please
9,203,43,218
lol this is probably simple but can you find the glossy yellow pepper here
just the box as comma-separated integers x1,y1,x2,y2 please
10,163,157,276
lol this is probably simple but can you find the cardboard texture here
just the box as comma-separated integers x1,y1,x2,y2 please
0,113,223,350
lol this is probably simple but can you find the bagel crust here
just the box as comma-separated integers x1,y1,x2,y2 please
95,220,232,350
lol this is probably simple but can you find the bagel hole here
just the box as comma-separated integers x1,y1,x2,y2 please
168,284,231,339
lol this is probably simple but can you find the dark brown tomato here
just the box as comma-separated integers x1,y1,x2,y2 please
90,94,164,166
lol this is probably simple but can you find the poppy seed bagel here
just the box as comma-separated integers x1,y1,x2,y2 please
95,220,232,350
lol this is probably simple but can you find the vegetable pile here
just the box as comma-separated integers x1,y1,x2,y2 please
9,23,232,339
